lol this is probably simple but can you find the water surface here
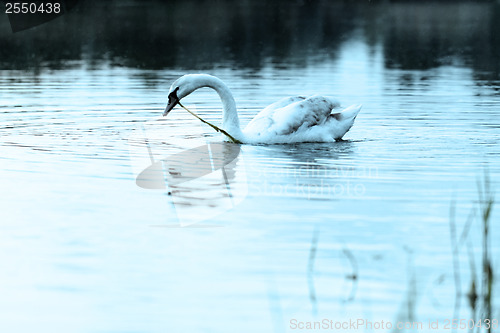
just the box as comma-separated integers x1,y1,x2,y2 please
0,2,499,332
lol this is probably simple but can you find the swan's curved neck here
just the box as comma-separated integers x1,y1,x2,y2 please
193,75,242,136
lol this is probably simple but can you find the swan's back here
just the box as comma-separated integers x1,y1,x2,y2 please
243,95,359,143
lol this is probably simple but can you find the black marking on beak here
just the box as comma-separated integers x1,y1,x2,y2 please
163,87,179,116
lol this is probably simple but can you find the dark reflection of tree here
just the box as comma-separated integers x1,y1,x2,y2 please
471,3,500,88
357,1,499,96
384,29,442,70
223,1,357,69
379,2,494,70
0,0,359,70
0,0,499,92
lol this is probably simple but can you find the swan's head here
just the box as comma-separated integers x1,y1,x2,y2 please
163,74,209,116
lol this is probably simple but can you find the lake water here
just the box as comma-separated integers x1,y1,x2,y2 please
0,1,499,332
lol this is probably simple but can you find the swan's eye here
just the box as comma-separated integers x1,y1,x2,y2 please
168,87,179,104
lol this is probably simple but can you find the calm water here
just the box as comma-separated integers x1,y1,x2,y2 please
1,2,499,333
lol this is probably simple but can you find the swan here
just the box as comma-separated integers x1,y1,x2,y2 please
163,74,361,144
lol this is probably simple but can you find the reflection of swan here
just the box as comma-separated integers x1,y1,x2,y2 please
163,74,361,144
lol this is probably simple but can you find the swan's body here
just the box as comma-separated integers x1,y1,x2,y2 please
163,74,361,144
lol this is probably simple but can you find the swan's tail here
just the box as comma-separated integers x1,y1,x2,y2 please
339,104,362,120
329,104,362,140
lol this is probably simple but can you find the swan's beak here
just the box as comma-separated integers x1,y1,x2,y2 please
163,99,178,117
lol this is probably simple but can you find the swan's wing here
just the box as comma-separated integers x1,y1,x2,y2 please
245,95,340,136
254,96,306,119
243,96,306,136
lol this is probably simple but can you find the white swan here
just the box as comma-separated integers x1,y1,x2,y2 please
163,74,361,144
